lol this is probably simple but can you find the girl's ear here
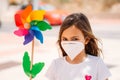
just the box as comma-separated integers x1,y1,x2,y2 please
85,37,90,45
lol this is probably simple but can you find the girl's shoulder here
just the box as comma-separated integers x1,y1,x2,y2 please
87,54,104,64
52,55,104,66
87,54,100,60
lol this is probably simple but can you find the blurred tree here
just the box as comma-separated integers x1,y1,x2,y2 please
101,0,120,10
8,0,22,5
59,0,70,3
40,0,120,13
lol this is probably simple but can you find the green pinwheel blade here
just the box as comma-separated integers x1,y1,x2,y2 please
37,21,52,31
30,20,39,26
31,62,45,78
23,51,31,77
30,20,52,31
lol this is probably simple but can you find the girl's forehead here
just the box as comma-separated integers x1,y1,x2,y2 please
61,26,84,37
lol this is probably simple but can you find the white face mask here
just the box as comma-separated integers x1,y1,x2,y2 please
61,41,84,60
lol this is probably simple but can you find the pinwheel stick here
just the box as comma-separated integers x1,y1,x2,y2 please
30,39,35,80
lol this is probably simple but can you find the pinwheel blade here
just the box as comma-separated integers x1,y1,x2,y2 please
21,4,32,20
33,30,43,44
30,10,45,21
14,11,24,28
23,30,34,45
31,26,39,31
14,29,29,36
31,20,52,31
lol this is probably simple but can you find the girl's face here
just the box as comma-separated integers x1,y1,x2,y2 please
61,25,87,45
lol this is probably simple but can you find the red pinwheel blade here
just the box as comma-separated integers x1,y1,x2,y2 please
14,10,24,28
14,5,32,28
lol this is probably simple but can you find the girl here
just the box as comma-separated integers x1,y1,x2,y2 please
45,13,111,80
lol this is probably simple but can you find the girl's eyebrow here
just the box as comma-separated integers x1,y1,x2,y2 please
62,36,79,38
61,36,66,38
71,36,79,38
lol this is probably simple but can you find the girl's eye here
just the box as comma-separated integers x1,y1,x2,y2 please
71,38,79,41
62,38,68,41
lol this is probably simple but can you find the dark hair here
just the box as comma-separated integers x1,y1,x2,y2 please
58,13,102,57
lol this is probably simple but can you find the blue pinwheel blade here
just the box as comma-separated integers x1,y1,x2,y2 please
33,30,43,44
23,30,34,45
31,26,39,31
31,26,43,44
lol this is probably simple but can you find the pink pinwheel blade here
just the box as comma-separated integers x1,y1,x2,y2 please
23,31,34,45
14,29,29,36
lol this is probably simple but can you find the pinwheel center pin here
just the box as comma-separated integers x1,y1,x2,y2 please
24,23,31,29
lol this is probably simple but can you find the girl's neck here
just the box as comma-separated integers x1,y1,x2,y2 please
66,51,87,64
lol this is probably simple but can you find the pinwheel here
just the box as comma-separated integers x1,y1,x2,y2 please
14,4,51,45
14,5,52,80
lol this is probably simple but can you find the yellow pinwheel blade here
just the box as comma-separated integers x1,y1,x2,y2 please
30,10,45,21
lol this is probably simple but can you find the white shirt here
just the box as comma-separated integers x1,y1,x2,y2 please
45,55,111,80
